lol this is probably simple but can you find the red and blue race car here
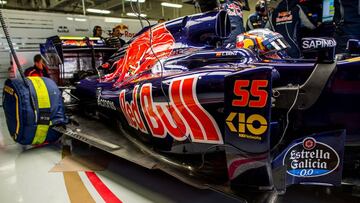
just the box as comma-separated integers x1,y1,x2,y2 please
3,10,360,200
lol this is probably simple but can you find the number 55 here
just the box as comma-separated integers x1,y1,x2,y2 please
232,80,269,108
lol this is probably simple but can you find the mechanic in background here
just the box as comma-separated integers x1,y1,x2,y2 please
106,25,127,48
92,25,104,39
222,0,246,46
195,0,221,12
270,0,316,58
334,0,360,53
246,0,268,31
24,54,50,77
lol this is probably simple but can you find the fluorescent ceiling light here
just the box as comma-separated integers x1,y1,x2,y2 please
0,0,7,5
66,17,74,21
126,12,147,17
75,18,87,22
126,0,145,2
86,8,111,14
161,2,183,8
104,17,123,23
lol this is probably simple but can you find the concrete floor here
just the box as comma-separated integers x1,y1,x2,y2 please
0,109,359,203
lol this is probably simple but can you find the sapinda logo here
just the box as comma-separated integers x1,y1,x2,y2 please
276,11,293,24
119,76,223,144
302,38,337,50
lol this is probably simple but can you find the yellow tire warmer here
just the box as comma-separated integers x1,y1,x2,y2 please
2,77,67,145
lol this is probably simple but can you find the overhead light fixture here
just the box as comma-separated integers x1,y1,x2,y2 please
126,12,147,17
66,17,74,21
104,17,123,23
86,8,111,14
75,18,87,22
125,0,145,3
0,0,7,4
161,2,183,8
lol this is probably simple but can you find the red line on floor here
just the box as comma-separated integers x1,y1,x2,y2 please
85,171,123,203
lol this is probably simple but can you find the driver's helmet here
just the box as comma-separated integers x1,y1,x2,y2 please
236,29,290,59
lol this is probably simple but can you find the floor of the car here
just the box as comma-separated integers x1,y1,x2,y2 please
62,114,158,169
62,115,218,184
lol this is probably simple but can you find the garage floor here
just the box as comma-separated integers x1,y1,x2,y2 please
0,109,241,203
0,109,359,203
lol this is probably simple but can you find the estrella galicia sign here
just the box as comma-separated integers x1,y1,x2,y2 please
283,137,340,177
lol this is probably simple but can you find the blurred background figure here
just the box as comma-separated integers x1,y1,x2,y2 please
270,0,315,58
246,0,268,31
158,18,166,24
92,25,103,39
24,54,50,77
195,0,221,12
106,24,127,48
221,0,247,46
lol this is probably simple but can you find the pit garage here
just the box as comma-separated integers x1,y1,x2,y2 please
0,0,360,202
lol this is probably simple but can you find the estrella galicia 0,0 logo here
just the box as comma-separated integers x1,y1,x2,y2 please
283,137,340,177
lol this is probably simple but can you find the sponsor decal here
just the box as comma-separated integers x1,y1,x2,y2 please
53,126,78,137
226,113,268,141
171,47,199,56
75,28,89,32
216,51,239,57
119,85,148,134
97,97,117,110
119,76,223,144
283,137,340,177
302,38,337,50
225,3,243,17
124,30,136,38
4,85,14,95
276,11,293,25
57,26,69,33
226,80,269,141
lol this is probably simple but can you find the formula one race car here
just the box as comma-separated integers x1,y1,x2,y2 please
3,10,360,200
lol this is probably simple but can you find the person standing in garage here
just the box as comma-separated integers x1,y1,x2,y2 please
92,25,104,39
106,24,127,48
222,0,246,46
24,54,50,78
270,0,316,58
334,0,360,53
246,0,268,31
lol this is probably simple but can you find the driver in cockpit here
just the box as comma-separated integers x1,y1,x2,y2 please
236,28,290,60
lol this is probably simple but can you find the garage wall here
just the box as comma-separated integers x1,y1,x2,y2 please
0,9,156,105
